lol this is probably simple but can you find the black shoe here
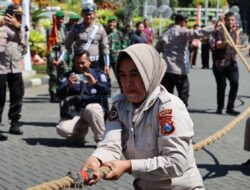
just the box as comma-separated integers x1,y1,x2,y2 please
50,96,60,103
0,133,8,141
9,122,23,135
241,159,250,166
226,109,240,116
216,109,222,114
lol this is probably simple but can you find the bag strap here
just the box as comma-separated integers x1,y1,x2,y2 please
84,24,99,51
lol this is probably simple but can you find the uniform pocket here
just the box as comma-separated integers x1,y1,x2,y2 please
0,32,8,52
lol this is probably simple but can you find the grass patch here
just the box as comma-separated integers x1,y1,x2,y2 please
30,74,48,79
32,64,47,74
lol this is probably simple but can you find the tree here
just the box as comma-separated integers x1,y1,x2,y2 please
124,0,138,25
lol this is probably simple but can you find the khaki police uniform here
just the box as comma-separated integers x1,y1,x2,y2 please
64,22,110,70
0,24,22,125
156,25,215,106
92,86,205,190
0,25,21,74
4,26,26,126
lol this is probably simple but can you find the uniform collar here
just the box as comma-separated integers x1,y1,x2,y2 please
122,86,164,112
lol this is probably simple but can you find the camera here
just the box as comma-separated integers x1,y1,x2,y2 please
75,74,87,83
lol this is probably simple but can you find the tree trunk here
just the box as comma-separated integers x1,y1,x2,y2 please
125,0,137,25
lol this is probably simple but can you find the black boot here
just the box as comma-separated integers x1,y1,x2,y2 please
0,133,8,141
9,122,23,135
50,92,59,103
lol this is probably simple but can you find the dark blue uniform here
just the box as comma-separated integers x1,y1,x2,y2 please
57,68,111,118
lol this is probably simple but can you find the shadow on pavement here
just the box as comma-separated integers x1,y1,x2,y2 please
22,96,50,103
198,164,250,180
196,148,250,180
237,95,250,99
188,108,217,114
20,121,57,127
22,138,96,148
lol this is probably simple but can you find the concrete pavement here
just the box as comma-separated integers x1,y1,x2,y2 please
0,55,250,189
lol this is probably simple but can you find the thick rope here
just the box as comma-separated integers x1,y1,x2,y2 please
26,167,111,190
193,107,250,151
26,176,74,190
220,22,250,72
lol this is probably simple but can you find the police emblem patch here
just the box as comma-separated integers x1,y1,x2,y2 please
161,123,175,135
158,109,172,120
109,105,118,121
158,109,175,135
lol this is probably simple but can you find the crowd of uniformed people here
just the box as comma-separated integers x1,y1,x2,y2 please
0,1,249,189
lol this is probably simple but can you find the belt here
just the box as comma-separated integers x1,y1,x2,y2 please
90,55,99,62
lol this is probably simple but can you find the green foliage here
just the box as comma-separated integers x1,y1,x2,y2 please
170,0,179,8
37,19,52,30
31,9,50,27
153,18,173,33
32,64,47,74
188,0,226,7
131,16,143,26
115,7,126,24
60,3,82,15
29,30,47,56
96,9,114,25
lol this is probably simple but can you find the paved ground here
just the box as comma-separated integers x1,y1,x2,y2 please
0,55,250,190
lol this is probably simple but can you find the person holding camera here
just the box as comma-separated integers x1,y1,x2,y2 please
0,4,23,140
56,49,110,144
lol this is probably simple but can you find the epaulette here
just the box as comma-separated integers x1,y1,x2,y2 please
158,90,171,104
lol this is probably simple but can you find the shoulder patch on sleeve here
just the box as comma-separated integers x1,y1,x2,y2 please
158,109,175,135
100,74,107,82
109,105,118,121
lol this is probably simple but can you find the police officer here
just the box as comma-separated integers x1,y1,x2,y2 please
212,12,240,115
47,11,69,103
0,4,23,140
82,44,205,189
64,3,110,74
155,14,217,107
56,49,110,144
106,15,126,72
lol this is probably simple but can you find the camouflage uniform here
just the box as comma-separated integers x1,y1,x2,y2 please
47,18,72,101
123,32,132,48
108,29,125,72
